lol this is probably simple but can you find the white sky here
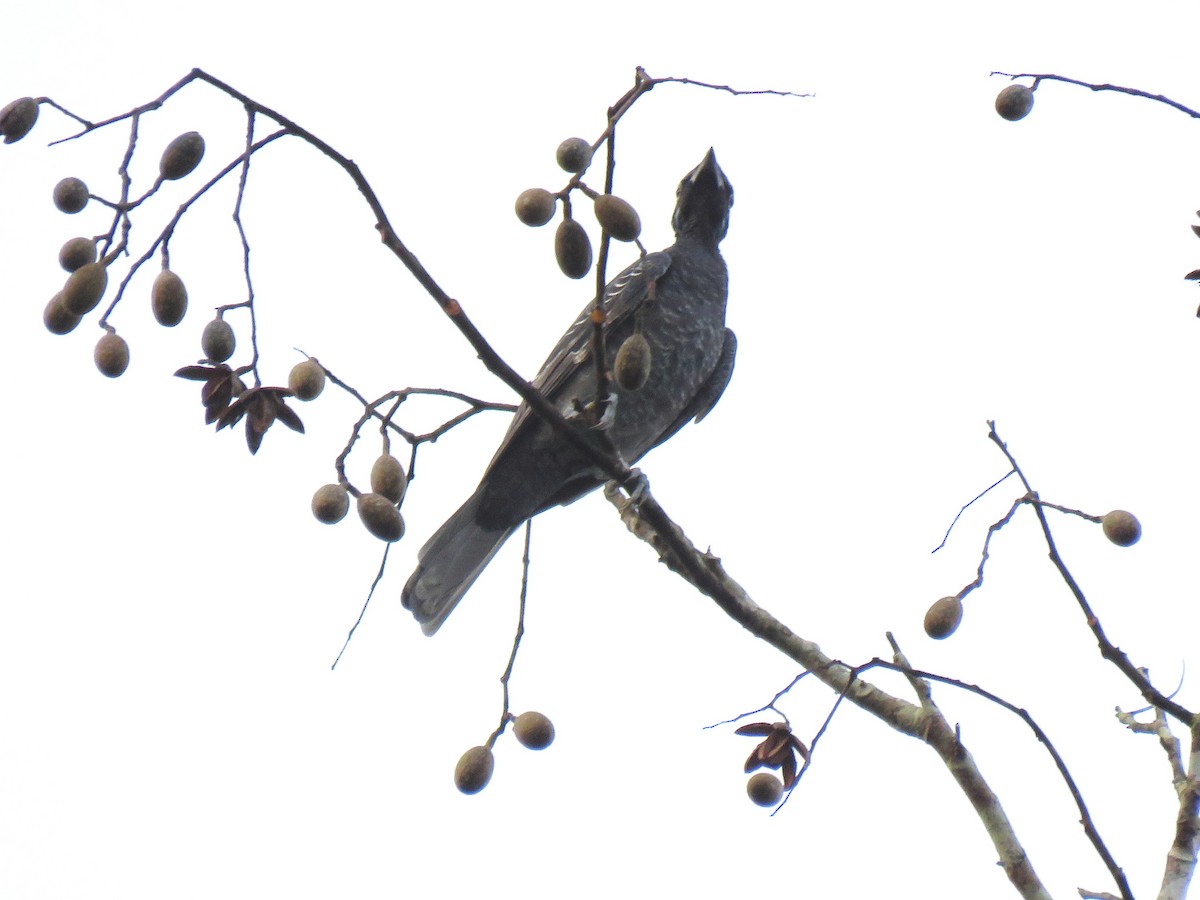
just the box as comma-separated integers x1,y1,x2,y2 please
4,2,1200,898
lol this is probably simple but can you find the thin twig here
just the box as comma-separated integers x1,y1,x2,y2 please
331,544,390,670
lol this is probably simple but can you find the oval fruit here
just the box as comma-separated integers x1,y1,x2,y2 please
995,84,1034,121
94,332,130,378
513,711,555,750
53,177,89,214
1102,510,1141,547
747,772,784,807
369,454,407,505
311,483,350,524
454,746,494,795
58,237,96,272
594,194,641,242
924,596,963,640
554,218,592,279
357,492,405,542
62,262,107,316
151,269,188,327
160,132,205,180
43,293,81,335
0,97,38,143
555,137,592,174
288,358,326,401
201,317,235,362
515,188,556,227
614,332,652,391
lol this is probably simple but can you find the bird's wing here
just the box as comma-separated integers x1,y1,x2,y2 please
492,250,673,453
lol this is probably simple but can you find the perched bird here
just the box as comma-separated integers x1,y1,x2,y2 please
403,149,736,634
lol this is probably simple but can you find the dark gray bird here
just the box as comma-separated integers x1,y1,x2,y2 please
403,149,736,634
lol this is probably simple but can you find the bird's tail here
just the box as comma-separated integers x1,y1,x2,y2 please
402,492,517,635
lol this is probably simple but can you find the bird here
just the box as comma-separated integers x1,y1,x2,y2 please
403,148,736,634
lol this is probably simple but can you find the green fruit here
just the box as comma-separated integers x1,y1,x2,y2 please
0,97,38,143
53,177,89,214
556,137,592,174
614,332,652,391
311,483,350,524
593,194,641,242
58,237,97,272
288,358,326,401
747,772,783,807
201,317,235,362
369,454,407,505
62,262,107,316
151,269,188,327
995,84,1034,122
94,332,129,378
160,132,205,180
515,188,556,227
1102,510,1141,547
454,746,494,795
924,596,963,640
513,711,555,750
43,293,81,335
357,492,405,542
554,218,592,279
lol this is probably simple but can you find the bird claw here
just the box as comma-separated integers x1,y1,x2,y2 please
623,468,648,502
592,394,618,432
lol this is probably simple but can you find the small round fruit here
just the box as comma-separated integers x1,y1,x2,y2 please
924,596,963,640
53,177,89,214
515,188,556,227
288,358,325,401
58,237,96,272
594,194,641,242
160,132,205,181
614,332,652,391
201,317,235,362
995,84,1034,121
747,772,784,807
151,269,188,327
513,711,555,750
554,218,592,279
370,454,407,505
555,137,592,174
1102,510,1141,547
311,483,350,524
62,262,107,316
94,332,129,378
43,293,81,335
357,492,405,542
454,746,494,795
0,97,38,143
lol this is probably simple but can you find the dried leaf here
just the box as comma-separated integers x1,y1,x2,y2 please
782,753,798,790
274,399,304,434
175,364,216,381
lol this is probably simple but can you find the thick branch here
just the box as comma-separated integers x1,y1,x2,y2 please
604,483,1053,899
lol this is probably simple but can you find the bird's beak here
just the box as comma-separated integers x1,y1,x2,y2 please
687,148,727,191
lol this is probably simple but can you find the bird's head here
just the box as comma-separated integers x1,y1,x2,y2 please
671,148,734,245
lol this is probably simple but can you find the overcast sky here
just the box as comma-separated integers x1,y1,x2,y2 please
4,2,1200,898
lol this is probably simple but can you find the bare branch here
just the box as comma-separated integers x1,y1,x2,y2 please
987,422,1196,726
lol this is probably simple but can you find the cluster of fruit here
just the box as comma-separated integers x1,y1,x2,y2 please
310,444,408,544
453,711,556,795
36,128,209,378
514,137,655,394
